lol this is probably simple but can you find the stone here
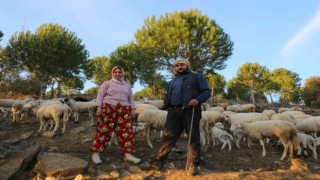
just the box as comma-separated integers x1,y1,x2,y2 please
0,144,40,180
34,152,88,178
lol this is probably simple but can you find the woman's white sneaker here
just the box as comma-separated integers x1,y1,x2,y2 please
124,153,141,164
92,153,102,164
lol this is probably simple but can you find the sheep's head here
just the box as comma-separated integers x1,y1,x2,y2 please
230,122,241,132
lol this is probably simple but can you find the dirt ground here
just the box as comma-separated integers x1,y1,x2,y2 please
1,113,320,180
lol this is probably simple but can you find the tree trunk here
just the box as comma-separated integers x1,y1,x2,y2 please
250,88,255,104
56,80,61,97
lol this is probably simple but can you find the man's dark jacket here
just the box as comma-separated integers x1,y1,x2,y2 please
162,71,211,109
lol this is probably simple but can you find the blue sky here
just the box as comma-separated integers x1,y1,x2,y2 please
1,1,320,93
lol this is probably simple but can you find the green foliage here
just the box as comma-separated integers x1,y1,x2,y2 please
135,9,233,75
236,62,270,103
84,87,99,95
88,56,111,86
6,23,89,97
61,76,85,95
133,87,154,100
270,68,301,104
301,76,320,108
205,72,226,101
109,42,157,86
225,77,250,101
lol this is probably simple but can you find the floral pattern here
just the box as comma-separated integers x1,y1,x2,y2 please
91,103,134,153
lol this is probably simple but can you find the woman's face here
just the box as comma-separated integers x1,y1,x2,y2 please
112,68,123,80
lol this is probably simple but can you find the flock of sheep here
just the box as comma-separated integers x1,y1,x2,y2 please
1,96,320,162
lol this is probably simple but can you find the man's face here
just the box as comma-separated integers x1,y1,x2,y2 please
174,63,188,74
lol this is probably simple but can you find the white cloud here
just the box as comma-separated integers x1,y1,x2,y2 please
282,8,320,56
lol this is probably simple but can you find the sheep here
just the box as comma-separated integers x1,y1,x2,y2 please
271,113,296,124
232,128,253,149
201,111,226,144
262,109,277,119
278,106,302,113
296,116,320,137
207,106,225,113
199,115,209,145
137,109,209,148
297,132,317,159
226,104,255,112
137,109,167,148
134,103,158,116
230,120,299,160
210,123,233,151
27,100,70,133
140,97,164,109
225,113,270,126
0,98,35,108
0,107,11,117
226,104,241,112
11,102,24,122
67,99,96,123
37,103,70,133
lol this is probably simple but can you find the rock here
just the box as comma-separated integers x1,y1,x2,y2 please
71,127,87,134
19,131,33,140
128,165,141,173
34,152,88,178
109,171,120,178
42,131,55,138
3,138,20,144
0,144,40,180
121,170,131,177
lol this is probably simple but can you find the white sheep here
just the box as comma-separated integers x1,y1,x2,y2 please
226,104,255,112
278,106,302,113
134,103,158,116
262,109,277,119
225,112,270,126
137,109,167,148
210,123,233,151
207,106,225,113
230,120,299,160
140,97,164,109
271,113,296,124
232,128,253,149
67,99,96,123
297,132,317,159
296,116,320,137
27,100,70,133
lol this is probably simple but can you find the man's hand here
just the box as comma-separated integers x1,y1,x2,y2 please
188,99,199,107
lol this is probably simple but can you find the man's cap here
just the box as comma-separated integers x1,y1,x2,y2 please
173,59,190,67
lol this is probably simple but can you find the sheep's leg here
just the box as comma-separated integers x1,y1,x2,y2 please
227,140,232,151
297,144,302,157
38,119,44,132
221,139,227,150
248,137,253,148
279,139,289,160
53,119,59,133
259,139,267,157
146,125,153,148
61,121,67,133
308,144,317,159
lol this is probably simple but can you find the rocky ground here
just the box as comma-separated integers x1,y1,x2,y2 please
0,113,320,180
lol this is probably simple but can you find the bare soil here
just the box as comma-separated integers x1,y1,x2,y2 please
1,113,320,180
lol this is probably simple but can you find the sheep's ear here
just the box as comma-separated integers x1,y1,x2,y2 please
60,100,65,104
64,98,69,102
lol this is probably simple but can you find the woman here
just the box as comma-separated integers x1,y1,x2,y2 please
91,66,141,164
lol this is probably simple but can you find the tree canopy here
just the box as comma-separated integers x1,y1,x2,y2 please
6,23,89,98
135,9,233,75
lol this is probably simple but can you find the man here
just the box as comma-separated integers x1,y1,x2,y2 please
151,59,211,176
